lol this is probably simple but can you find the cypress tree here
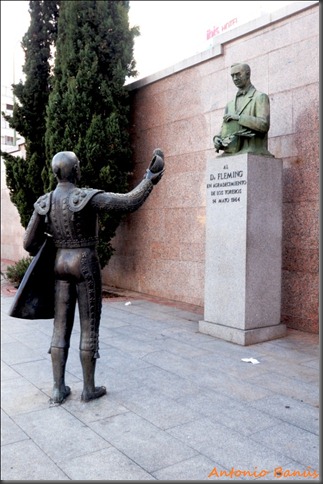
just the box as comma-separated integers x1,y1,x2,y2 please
45,0,139,268
1,1,59,228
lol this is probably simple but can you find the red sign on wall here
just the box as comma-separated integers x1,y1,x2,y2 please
207,18,238,40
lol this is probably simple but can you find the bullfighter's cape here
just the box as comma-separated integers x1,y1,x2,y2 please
8,237,56,320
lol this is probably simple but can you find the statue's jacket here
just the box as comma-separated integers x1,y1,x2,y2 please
8,178,154,320
24,178,154,255
219,85,273,156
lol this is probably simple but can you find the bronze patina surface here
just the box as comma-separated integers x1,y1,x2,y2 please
213,63,273,157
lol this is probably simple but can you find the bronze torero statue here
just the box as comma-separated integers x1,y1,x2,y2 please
213,63,273,157
20,149,164,404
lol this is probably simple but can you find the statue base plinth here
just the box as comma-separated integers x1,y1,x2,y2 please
199,320,286,346
199,153,286,345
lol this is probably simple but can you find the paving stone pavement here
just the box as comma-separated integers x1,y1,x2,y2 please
1,285,320,481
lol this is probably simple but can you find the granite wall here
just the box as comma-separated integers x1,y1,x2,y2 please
103,1,319,333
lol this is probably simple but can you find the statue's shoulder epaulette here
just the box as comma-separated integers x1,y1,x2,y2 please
34,192,52,215
68,188,103,212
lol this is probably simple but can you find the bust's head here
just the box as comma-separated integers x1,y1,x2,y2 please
52,151,81,183
230,63,251,91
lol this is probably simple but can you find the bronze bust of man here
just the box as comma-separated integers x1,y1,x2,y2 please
20,150,164,404
213,63,273,157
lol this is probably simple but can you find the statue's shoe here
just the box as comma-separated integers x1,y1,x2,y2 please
81,386,106,402
49,386,71,405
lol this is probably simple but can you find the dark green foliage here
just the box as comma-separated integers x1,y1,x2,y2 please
1,1,59,227
2,1,138,269
1,152,32,228
5,257,33,288
45,1,139,267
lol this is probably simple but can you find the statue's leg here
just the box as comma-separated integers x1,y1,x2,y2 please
77,253,106,402
79,349,106,402
49,279,76,404
50,347,71,404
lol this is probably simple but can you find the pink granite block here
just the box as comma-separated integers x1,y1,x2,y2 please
165,172,205,209
130,94,156,130
149,68,201,93
142,259,204,306
209,108,228,141
294,132,319,177
131,126,174,160
118,219,165,257
282,161,319,203
292,84,319,133
175,116,209,153
103,255,135,288
164,208,205,246
226,7,318,67
121,210,167,248
269,38,319,93
163,84,202,122
269,134,298,159
131,258,159,295
110,216,148,247
271,7,319,44
140,125,184,156
196,57,226,78
281,271,319,332
164,152,206,175
203,113,215,148
180,242,205,262
227,32,272,65
135,82,203,127
151,241,181,261
282,201,319,249
269,91,293,137
281,314,319,334
132,120,209,160
282,245,318,273
294,132,319,171
202,69,229,111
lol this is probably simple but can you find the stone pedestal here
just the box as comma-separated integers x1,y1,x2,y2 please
199,153,286,345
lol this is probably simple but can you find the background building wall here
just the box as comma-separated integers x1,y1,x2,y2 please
1,85,25,153
1,86,27,262
1,146,28,262
103,2,319,333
